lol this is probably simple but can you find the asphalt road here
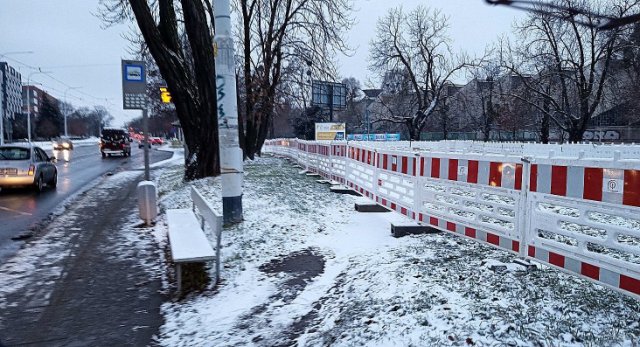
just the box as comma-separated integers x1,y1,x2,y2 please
0,143,173,263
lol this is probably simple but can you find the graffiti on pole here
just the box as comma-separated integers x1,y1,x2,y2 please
216,75,228,127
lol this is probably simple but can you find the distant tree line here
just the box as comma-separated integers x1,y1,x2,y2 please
279,0,640,143
11,95,113,140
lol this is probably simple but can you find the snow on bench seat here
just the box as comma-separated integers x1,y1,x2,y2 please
167,209,215,263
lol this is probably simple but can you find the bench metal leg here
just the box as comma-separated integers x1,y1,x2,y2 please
176,263,182,295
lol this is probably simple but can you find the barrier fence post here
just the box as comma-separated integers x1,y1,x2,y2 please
373,149,380,202
344,142,352,188
518,156,533,259
413,152,422,222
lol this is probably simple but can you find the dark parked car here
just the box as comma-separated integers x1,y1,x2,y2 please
0,144,57,192
138,139,152,148
99,128,132,158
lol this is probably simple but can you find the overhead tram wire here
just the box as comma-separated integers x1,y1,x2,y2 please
4,56,121,125
4,55,116,107
39,63,118,69
485,0,640,30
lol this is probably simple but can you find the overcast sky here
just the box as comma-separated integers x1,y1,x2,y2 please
1,0,524,128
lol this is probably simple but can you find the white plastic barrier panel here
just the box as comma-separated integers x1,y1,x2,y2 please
374,149,420,217
414,154,525,253
330,143,347,184
316,144,332,180
345,144,378,200
525,157,640,297
264,139,640,299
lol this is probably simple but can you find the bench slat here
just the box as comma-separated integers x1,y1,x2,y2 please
167,209,216,263
191,188,222,233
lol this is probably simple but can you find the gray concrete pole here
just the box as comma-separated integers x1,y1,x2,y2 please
214,0,243,224
0,86,4,146
63,86,80,137
143,107,150,181
26,79,31,142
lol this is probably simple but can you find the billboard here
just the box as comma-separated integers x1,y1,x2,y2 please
311,80,347,109
347,133,401,141
315,123,346,141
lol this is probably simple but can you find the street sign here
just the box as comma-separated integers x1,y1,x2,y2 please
121,60,146,110
160,87,172,103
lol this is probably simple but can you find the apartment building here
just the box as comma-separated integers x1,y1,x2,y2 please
1,62,23,141
23,85,58,118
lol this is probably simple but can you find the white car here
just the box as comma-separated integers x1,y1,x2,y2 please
0,144,57,192
52,137,74,150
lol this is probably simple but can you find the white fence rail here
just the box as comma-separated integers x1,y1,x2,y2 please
264,139,640,299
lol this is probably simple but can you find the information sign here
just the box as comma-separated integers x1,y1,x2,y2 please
121,60,146,110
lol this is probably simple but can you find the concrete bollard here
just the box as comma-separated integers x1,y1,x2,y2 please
137,180,158,226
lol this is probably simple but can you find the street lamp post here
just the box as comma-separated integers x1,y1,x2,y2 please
25,69,51,142
365,98,374,141
63,86,81,137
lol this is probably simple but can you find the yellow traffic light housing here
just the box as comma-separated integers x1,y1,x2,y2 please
160,87,172,103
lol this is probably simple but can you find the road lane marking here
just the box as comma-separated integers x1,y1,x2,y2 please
0,206,33,216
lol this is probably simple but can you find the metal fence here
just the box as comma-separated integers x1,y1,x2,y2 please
264,139,640,299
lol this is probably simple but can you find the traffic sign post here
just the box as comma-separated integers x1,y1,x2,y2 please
121,59,149,181
122,59,155,226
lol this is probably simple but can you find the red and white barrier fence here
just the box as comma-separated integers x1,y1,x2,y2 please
264,139,640,299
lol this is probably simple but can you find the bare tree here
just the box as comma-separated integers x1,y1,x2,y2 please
503,0,640,142
99,0,220,179
338,77,364,132
369,6,469,140
236,0,353,159
606,22,640,126
449,62,502,141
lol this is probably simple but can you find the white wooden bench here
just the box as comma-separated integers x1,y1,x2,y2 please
166,187,222,294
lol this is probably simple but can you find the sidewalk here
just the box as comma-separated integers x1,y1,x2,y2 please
0,170,165,346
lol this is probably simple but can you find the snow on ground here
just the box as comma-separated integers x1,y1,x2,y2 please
0,146,637,346
154,156,640,346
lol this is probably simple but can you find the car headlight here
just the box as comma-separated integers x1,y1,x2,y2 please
62,143,70,148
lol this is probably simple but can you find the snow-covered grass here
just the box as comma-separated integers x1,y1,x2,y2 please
154,156,640,346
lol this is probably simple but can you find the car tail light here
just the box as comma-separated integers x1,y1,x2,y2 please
121,143,125,149
28,165,35,176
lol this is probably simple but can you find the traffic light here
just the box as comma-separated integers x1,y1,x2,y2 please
160,87,172,103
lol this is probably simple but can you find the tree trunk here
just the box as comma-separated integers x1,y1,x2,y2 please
129,0,219,179
243,111,258,160
442,114,448,140
540,113,549,144
567,126,584,143
255,94,275,156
